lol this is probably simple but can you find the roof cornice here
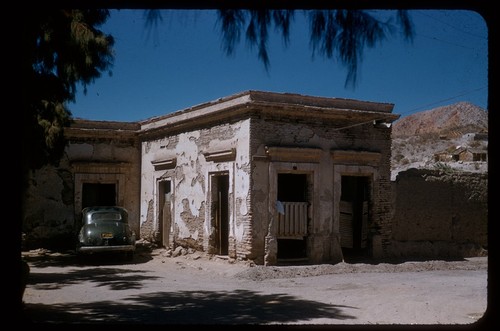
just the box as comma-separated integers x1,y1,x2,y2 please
66,91,399,141
137,90,398,140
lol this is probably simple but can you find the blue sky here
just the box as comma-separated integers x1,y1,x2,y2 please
69,9,488,122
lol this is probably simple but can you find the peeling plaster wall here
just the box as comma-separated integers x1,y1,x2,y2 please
23,136,141,250
140,119,251,256
247,119,269,265
68,140,141,235
22,92,396,263
250,116,393,264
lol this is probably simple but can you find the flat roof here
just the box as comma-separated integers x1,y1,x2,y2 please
68,90,398,140
139,90,398,136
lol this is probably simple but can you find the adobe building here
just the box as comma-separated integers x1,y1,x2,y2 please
22,90,399,265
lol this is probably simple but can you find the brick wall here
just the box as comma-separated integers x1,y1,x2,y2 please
250,115,394,263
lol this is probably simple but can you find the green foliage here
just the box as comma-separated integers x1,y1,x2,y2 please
22,9,114,181
143,9,414,88
215,9,414,88
216,9,294,71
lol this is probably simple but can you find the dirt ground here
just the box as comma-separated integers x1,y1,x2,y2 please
21,247,490,326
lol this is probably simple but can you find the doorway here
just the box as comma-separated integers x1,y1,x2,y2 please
340,176,370,260
82,183,116,209
276,173,309,261
158,180,172,248
211,174,229,255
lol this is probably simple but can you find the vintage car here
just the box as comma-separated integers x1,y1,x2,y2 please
76,206,136,260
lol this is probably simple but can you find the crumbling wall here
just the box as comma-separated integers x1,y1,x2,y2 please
140,119,252,256
250,115,394,264
22,157,75,250
390,168,488,259
23,134,141,250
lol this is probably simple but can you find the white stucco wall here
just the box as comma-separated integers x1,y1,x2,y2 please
140,119,251,253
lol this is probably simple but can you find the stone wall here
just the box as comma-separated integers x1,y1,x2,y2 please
22,158,75,250
22,122,141,250
250,115,394,263
389,168,488,259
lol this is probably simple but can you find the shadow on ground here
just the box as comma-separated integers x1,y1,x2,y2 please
22,247,155,268
27,266,160,291
22,289,357,325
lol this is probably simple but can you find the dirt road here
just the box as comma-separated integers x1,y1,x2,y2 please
21,248,489,326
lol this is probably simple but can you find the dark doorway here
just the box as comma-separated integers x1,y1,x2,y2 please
82,183,116,209
213,174,229,255
277,173,308,261
340,176,370,260
277,239,307,260
158,180,172,248
278,173,307,202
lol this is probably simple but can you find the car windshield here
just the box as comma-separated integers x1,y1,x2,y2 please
91,212,123,221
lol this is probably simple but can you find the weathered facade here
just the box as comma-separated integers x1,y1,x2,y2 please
137,91,398,265
22,91,399,264
22,120,142,249
390,168,488,259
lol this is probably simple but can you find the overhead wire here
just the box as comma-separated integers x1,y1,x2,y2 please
399,86,488,116
331,85,487,132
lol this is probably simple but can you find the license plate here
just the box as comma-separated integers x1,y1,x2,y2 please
101,233,113,239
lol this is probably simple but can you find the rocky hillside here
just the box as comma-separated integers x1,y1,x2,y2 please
391,101,488,180
392,101,488,138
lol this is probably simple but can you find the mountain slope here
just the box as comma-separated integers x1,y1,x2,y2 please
391,101,488,180
392,102,488,138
